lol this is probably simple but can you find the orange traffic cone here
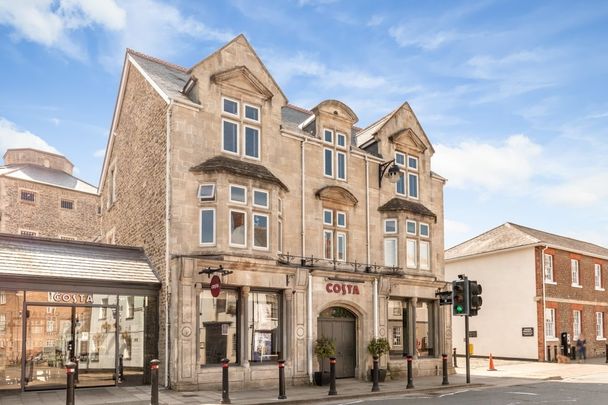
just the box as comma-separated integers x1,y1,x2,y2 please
488,353,497,371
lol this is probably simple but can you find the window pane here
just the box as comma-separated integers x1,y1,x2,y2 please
324,130,333,143
337,133,346,147
384,239,397,267
406,221,417,235
199,184,215,200
408,173,418,198
323,210,333,225
337,212,346,227
223,121,238,153
0,291,24,389
245,127,259,158
253,214,268,248
337,233,346,261
248,292,280,363
396,173,405,195
324,149,333,176
278,221,283,253
245,105,259,121
199,290,238,365
230,211,246,246
253,190,268,208
416,301,435,358
395,153,405,166
337,152,346,180
201,210,215,244
387,299,407,357
230,186,246,203
408,156,418,170
324,230,333,259
407,239,417,268
420,241,430,270
385,219,396,233
420,223,429,237
223,98,238,115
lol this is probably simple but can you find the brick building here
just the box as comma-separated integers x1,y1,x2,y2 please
0,148,99,241
98,34,449,390
446,222,608,361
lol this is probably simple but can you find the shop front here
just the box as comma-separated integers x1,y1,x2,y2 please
0,235,160,392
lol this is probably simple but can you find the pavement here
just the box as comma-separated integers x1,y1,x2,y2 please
1,356,607,405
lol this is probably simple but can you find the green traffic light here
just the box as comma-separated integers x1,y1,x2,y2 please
456,305,463,313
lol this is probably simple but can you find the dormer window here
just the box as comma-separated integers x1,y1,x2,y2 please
221,96,261,160
245,104,260,122
395,152,419,200
198,184,216,202
323,128,347,181
223,98,239,115
324,129,333,143
337,133,347,148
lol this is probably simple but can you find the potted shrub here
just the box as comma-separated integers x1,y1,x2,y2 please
313,336,336,386
367,337,390,382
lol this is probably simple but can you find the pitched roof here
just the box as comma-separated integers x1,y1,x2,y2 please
378,197,436,219
0,164,97,194
190,155,289,191
446,222,608,261
355,108,397,147
0,234,160,286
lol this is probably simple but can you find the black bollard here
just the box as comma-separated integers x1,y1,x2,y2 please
150,359,160,405
546,345,551,362
442,354,449,385
74,358,79,384
605,343,607,363
278,360,286,400
553,345,558,363
371,355,380,392
328,357,337,396
220,358,231,404
65,361,76,405
406,355,414,389
570,345,576,360
118,355,124,383
453,348,458,368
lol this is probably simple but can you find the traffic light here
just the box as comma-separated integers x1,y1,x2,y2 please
469,281,483,316
452,280,469,316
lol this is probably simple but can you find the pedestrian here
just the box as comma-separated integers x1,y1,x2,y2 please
576,334,587,362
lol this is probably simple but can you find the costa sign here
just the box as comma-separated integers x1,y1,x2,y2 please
48,292,94,304
325,283,360,295
210,275,221,297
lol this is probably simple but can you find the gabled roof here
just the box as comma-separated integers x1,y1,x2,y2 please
446,222,608,261
0,233,160,287
378,197,436,219
190,155,289,191
0,164,97,194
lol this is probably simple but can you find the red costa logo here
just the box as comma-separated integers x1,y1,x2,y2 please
325,283,360,295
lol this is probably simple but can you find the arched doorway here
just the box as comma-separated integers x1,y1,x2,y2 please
318,307,356,378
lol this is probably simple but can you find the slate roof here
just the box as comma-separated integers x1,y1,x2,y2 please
190,156,289,191
378,198,436,219
446,222,608,261
0,164,97,194
0,234,160,286
281,104,312,127
355,108,397,147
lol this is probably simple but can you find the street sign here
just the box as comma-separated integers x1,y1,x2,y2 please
435,290,452,306
468,330,477,338
522,327,534,337
210,275,221,297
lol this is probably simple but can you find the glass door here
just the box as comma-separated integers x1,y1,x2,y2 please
74,306,116,387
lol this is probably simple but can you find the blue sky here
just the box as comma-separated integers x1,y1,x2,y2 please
1,0,607,248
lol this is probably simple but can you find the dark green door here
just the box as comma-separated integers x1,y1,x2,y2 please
318,307,356,378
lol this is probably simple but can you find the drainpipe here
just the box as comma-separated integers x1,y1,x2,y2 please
164,102,173,387
541,245,547,361
307,272,313,383
373,278,379,338
366,156,379,338
301,139,307,257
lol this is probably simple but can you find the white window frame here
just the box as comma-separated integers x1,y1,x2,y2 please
571,259,581,287
419,222,430,238
243,103,261,123
336,151,347,181
420,240,430,270
384,219,397,234
221,118,240,155
229,184,247,204
336,133,347,148
384,238,398,267
544,254,555,283
0,314,4,332
573,310,581,340
252,189,269,209
595,264,604,290
323,148,334,178
277,219,283,254
199,208,216,246
545,308,556,339
229,209,247,248
323,230,334,260
0,292,5,305
198,183,216,202
252,213,269,250
222,96,240,117
406,220,417,235
395,171,406,196
278,198,283,215
323,209,333,226
323,129,334,144
243,124,261,160
596,312,605,340
407,155,419,171
395,152,406,167
408,172,419,200
336,232,347,262
336,211,346,228
406,239,418,269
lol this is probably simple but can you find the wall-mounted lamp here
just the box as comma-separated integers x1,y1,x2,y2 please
378,160,401,188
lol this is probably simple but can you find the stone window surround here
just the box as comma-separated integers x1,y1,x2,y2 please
322,128,348,182
383,216,433,272
221,95,262,161
394,151,420,200
322,207,348,261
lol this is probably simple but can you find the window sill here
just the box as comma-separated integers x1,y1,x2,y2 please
595,288,605,291
596,337,607,341
571,284,582,288
544,281,557,285
546,337,559,342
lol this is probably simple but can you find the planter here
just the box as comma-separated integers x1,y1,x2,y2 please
313,371,331,386
367,368,387,382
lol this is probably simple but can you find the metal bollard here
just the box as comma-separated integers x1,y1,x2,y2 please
220,358,231,404
118,355,124,383
406,355,414,389
441,354,449,385
278,360,286,400
553,346,558,362
570,346,576,360
371,355,380,392
150,359,160,405
605,343,607,363
328,357,337,396
546,345,551,362
453,348,458,368
74,358,79,384
65,361,76,405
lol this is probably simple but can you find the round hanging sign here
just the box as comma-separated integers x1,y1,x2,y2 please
210,275,221,297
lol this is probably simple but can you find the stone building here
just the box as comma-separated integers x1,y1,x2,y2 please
99,34,449,390
0,148,99,241
446,222,608,361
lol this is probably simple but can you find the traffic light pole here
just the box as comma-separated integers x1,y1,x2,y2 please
465,314,470,384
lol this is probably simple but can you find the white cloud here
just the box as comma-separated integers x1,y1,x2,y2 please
434,134,542,192
445,219,471,236
94,148,106,158
367,15,384,27
540,173,608,207
0,117,59,156
389,26,459,50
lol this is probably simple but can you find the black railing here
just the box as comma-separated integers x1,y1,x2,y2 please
277,253,404,275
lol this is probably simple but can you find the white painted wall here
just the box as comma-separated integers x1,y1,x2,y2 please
445,247,538,359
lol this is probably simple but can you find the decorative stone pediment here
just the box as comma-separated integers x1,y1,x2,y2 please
312,99,359,125
388,128,427,152
211,66,274,100
315,185,358,206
